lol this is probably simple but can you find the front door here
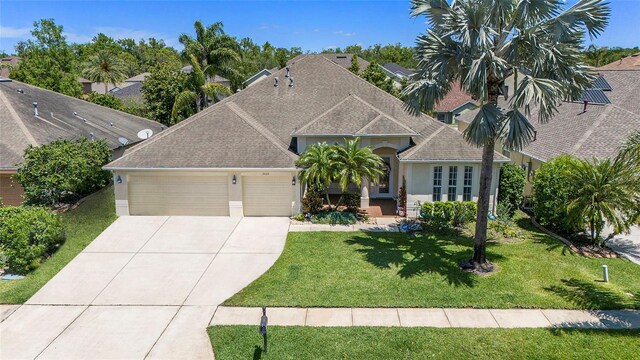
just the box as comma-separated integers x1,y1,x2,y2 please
372,156,392,198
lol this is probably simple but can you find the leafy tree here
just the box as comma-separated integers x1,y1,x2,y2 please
171,55,232,122
348,54,360,74
85,92,123,110
10,19,81,96
497,164,526,217
582,45,639,67
533,155,582,235
15,138,112,206
121,98,148,119
583,44,608,67
362,61,398,96
82,50,128,93
142,63,188,126
295,142,338,208
404,0,609,268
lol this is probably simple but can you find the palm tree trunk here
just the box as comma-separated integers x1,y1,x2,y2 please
325,190,332,210
471,141,496,266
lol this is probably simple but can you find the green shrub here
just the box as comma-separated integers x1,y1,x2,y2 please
533,155,581,235
15,138,112,206
341,194,360,212
463,201,478,221
85,92,123,110
433,202,454,223
420,201,434,220
497,163,526,217
489,203,521,239
302,187,324,214
293,213,305,221
311,211,357,225
0,206,66,274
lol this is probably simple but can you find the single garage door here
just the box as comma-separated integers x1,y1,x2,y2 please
128,175,229,216
242,176,293,216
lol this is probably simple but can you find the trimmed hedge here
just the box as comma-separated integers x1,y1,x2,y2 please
302,187,324,214
421,201,477,228
533,155,581,235
497,163,526,217
0,206,66,274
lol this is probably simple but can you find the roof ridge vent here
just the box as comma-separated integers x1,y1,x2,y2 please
33,102,38,117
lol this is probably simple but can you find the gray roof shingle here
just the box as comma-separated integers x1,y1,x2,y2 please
107,55,503,169
0,80,164,169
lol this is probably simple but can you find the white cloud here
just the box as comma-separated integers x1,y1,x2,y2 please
0,26,31,39
333,30,355,37
313,28,320,33
63,32,92,44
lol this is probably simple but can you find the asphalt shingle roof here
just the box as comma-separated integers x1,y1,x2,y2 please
457,70,640,162
107,55,504,169
598,53,640,71
0,80,164,169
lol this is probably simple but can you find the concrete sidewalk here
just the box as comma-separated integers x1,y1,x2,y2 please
210,306,640,329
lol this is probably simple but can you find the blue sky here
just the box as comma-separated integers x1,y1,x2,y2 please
1,0,638,54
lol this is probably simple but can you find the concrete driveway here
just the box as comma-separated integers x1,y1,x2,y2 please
607,226,640,265
0,216,289,360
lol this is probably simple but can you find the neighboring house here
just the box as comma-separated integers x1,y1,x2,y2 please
458,63,640,195
288,53,370,74
598,52,640,70
0,56,20,78
380,62,413,88
0,79,164,206
105,55,508,218
434,80,477,124
243,68,278,88
110,72,150,101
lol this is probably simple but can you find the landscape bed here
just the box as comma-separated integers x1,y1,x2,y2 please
226,216,640,309
208,326,640,360
0,187,116,304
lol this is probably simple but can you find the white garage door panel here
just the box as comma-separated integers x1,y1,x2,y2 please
129,175,229,216
243,176,293,216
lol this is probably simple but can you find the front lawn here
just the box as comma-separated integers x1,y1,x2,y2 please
208,326,640,360
0,187,116,304
226,216,640,309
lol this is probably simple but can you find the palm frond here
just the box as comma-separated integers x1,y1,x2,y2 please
171,90,197,122
201,82,232,104
463,103,502,147
510,75,562,123
500,109,536,151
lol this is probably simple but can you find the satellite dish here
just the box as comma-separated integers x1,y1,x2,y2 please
118,137,130,146
137,129,153,139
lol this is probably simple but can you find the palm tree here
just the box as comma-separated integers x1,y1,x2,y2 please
82,50,128,94
333,138,385,204
565,156,640,245
179,21,241,87
295,142,338,209
584,44,608,67
404,0,609,268
171,55,232,123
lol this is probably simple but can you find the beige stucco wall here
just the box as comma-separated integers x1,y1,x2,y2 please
402,162,502,217
505,151,544,195
112,169,301,217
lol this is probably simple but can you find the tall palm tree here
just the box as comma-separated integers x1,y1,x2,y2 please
404,0,609,268
333,138,385,196
565,155,640,245
82,50,128,93
584,44,607,67
171,55,232,123
179,21,241,87
295,142,339,208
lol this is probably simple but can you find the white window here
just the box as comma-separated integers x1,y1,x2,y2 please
433,166,442,201
448,166,458,201
463,166,473,201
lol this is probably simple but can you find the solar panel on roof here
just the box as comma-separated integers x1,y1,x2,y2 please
579,89,611,104
593,75,612,91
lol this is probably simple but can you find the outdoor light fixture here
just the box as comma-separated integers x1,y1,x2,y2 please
292,176,296,186
232,175,237,185
116,175,122,184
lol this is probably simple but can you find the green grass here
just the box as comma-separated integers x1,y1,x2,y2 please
0,187,116,304
226,215,640,309
208,326,640,360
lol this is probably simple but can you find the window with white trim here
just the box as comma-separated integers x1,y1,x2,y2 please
433,166,442,201
448,166,458,201
463,166,473,201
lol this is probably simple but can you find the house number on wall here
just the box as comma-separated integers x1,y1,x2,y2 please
262,172,270,176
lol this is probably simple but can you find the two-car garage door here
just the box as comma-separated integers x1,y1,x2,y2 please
128,175,229,216
127,174,294,216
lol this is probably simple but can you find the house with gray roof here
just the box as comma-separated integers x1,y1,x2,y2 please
105,55,508,218
457,64,640,195
243,68,278,88
0,79,163,206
